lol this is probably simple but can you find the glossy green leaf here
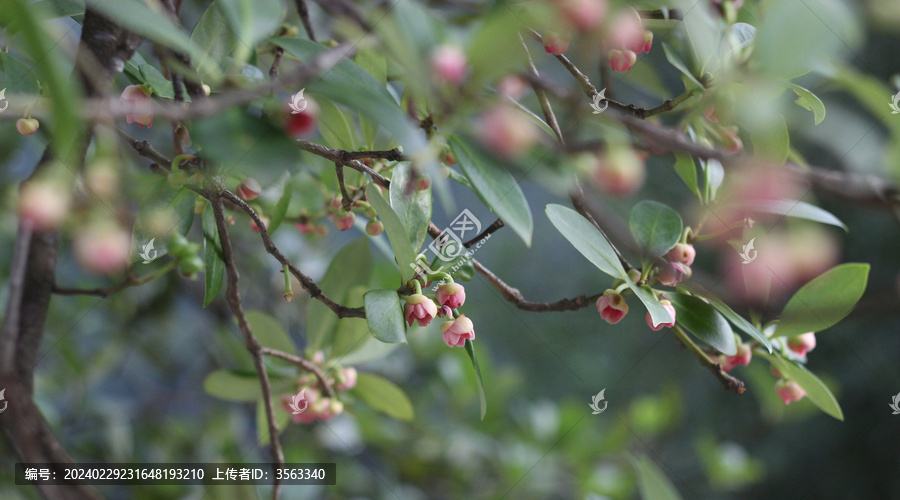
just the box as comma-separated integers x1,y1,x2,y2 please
203,370,262,402
190,2,236,81
245,310,297,357
628,201,683,257
788,83,826,125
669,294,736,355
632,455,683,500
201,203,224,307
217,0,283,66
450,136,533,246
685,289,772,352
266,178,293,235
306,238,372,353
138,63,176,100
465,339,487,420
739,199,847,231
390,164,432,253
351,373,415,421
763,352,843,420
256,395,290,445
749,114,790,164
317,97,356,151
673,154,700,201
775,263,869,337
546,204,671,326
663,43,704,90
366,184,417,283
363,290,407,344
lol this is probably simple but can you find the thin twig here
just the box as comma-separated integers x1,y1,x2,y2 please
261,347,335,398
463,218,505,248
116,128,172,166
672,325,746,394
269,46,285,79
520,34,564,144
335,161,352,211
210,195,285,499
297,140,392,188
294,0,317,42
0,221,33,371
473,260,601,312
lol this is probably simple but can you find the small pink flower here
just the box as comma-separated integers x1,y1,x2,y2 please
333,211,355,231
480,105,539,159
236,178,261,201
646,300,676,331
74,225,132,274
719,343,752,372
366,219,384,236
335,367,357,391
436,282,466,309
658,262,688,286
775,379,806,405
120,85,153,127
596,290,629,324
638,30,653,53
609,49,637,72
16,118,39,136
543,31,570,55
295,222,316,233
593,147,646,196
667,243,696,266
19,182,70,231
405,293,438,327
440,314,475,348
430,45,467,84
608,8,645,51
787,332,817,356
558,0,608,31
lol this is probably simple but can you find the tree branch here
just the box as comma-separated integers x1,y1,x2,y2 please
294,0,317,42
463,218,505,248
672,325,745,394
260,348,335,398
296,140,392,188
520,34,565,144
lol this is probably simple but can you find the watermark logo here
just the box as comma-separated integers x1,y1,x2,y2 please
739,238,757,264
0,88,8,113
287,389,308,415
289,89,308,114
589,389,607,414
139,238,158,264
0,388,7,414
890,392,900,415
590,88,609,114
890,91,900,114
412,209,489,286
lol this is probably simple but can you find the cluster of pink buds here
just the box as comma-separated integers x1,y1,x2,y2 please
715,343,752,372
770,332,817,405
606,8,653,72
281,356,357,425
404,281,474,348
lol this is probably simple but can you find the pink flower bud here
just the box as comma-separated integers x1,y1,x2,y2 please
16,118,39,136
286,98,319,138
638,30,653,53
480,105,539,159
787,332,816,356
295,222,316,234
667,243,696,266
430,45,467,85
593,147,646,196
335,367,357,391
646,300,676,331
436,282,466,309
608,8,645,51
558,0,608,31
405,293,438,327
608,49,637,72
328,399,344,416
596,290,629,324
333,211,355,231
721,127,743,153
437,305,454,318
543,31,570,55
365,219,384,236
775,378,806,405
73,225,131,274
497,76,527,99
120,85,153,127
719,343,752,372
18,182,70,231
236,178,261,201
658,262,688,286
440,314,475,348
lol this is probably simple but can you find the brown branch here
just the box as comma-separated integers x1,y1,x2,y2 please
474,260,601,312
260,348,335,398
116,128,172,167
296,140,392,188
335,161,353,211
270,46,285,79
672,325,745,394
294,0,317,42
570,181,634,272
463,218,504,248
520,34,565,144
210,196,285,499
221,191,365,319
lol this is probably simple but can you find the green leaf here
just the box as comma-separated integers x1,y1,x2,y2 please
449,136,533,245
351,373,415,421
32,0,84,19
775,263,869,337
446,167,474,190
669,294,736,355
686,290,772,352
355,48,387,147
390,164,432,253
663,43,704,90
306,238,372,353
329,286,371,360
190,2,236,81
466,8,530,83
217,0,283,66
366,184,417,283
739,199,847,231
632,455,683,500
245,310,297,356
787,83,826,125
363,290,407,344
673,154,700,201
465,339,487,420
201,203,224,307
763,353,843,420
256,395,290,445
0,52,40,94
628,201,683,258
749,114,790,164
138,63,176,100
317,97,357,151
203,370,262,402
266,178,293,235
546,204,671,326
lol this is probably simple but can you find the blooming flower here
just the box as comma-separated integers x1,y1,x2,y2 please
658,262,688,286
120,85,153,127
436,282,466,309
440,315,475,347
775,378,806,405
787,332,817,356
646,300,676,331
405,294,438,327
667,243,696,266
596,290,629,324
